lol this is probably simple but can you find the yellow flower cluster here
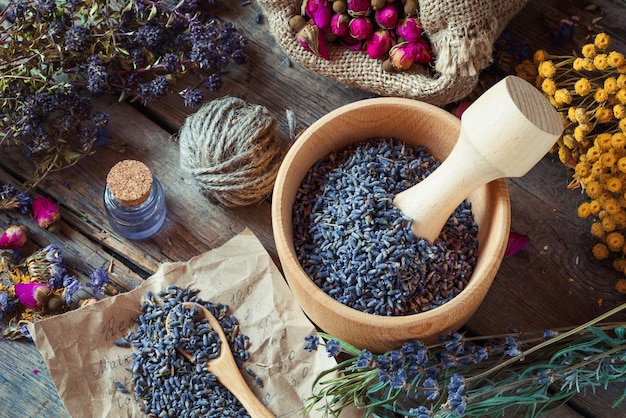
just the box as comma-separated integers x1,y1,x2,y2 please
528,33,626,278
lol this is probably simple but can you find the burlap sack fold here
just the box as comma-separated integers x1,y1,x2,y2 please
257,0,527,105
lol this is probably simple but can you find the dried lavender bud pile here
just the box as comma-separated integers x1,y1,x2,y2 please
121,286,252,417
293,138,478,316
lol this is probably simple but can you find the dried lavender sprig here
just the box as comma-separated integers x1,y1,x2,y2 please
303,303,626,417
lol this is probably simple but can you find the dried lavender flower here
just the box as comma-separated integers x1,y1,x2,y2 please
0,0,248,188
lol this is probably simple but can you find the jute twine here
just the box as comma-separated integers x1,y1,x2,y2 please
257,0,527,105
179,97,285,207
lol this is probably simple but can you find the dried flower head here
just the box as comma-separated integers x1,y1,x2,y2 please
530,33,626,276
0,0,247,188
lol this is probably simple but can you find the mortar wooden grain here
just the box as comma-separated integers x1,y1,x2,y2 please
272,97,511,353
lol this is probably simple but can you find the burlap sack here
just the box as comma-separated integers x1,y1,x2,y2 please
258,0,527,105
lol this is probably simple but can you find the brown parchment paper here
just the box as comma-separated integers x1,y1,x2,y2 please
28,229,343,417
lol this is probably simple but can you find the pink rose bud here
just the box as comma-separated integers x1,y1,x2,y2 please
365,29,393,59
0,225,29,250
304,0,333,32
349,16,373,41
14,282,52,311
413,38,433,64
331,13,350,37
338,33,363,50
395,16,422,43
346,0,371,17
374,4,398,29
32,196,61,233
297,22,330,60
389,41,419,70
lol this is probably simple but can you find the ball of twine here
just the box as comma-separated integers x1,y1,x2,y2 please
179,96,285,207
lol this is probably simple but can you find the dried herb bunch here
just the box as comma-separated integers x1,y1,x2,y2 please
303,303,626,417
530,33,626,282
0,0,247,188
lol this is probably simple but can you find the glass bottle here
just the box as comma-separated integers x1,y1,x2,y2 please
103,160,167,240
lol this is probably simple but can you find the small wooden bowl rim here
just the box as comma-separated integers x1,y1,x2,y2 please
272,97,511,352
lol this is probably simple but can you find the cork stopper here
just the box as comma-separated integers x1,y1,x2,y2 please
106,160,153,206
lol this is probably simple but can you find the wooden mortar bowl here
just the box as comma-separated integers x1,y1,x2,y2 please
272,97,511,353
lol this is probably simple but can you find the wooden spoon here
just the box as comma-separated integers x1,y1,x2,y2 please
166,302,274,417
393,76,563,242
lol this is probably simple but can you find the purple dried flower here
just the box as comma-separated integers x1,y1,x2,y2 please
365,29,393,59
374,4,399,30
349,16,373,41
395,16,423,43
203,73,223,92
181,88,204,108
331,13,350,37
346,0,371,17
63,274,83,304
304,0,332,32
134,24,163,48
326,339,341,357
303,334,320,352
297,22,330,60
64,24,89,51
504,231,530,257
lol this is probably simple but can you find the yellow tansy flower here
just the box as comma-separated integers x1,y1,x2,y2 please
567,106,577,122
590,200,602,215
602,216,617,232
583,59,596,71
618,75,626,89
618,157,626,173
607,232,626,252
575,160,591,178
620,118,626,131
614,104,626,119
591,221,604,237
575,107,589,124
592,243,610,259
554,88,572,105
586,180,603,198
575,78,591,96
582,43,597,58
577,202,592,218
595,133,613,149
538,60,557,78
612,132,626,148
617,89,626,105
541,78,557,95
608,51,624,68
614,210,626,228
604,77,619,94
533,50,547,64
601,152,617,168
604,198,621,214
594,88,609,102
594,54,608,70
594,33,611,50
562,133,575,149
573,57,585,71
557,146,570,164
606,177,623,193
595,106,613,123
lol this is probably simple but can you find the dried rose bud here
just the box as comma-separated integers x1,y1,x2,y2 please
413,38,433,64
389,41,418,70
365,29,393,59
371,0,386,10
374,4,399,29
14,282,52,311
331,13,350,37
297,22,330,60
304,0,332,32
32,196,61,233
347,0,371,17
349,16,373,41
338,34,363,50
395,16,422,43
0,225,29,250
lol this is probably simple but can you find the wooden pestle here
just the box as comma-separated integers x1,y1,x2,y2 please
393,76,563,242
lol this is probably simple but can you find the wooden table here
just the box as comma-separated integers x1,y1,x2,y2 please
1,1,626,417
